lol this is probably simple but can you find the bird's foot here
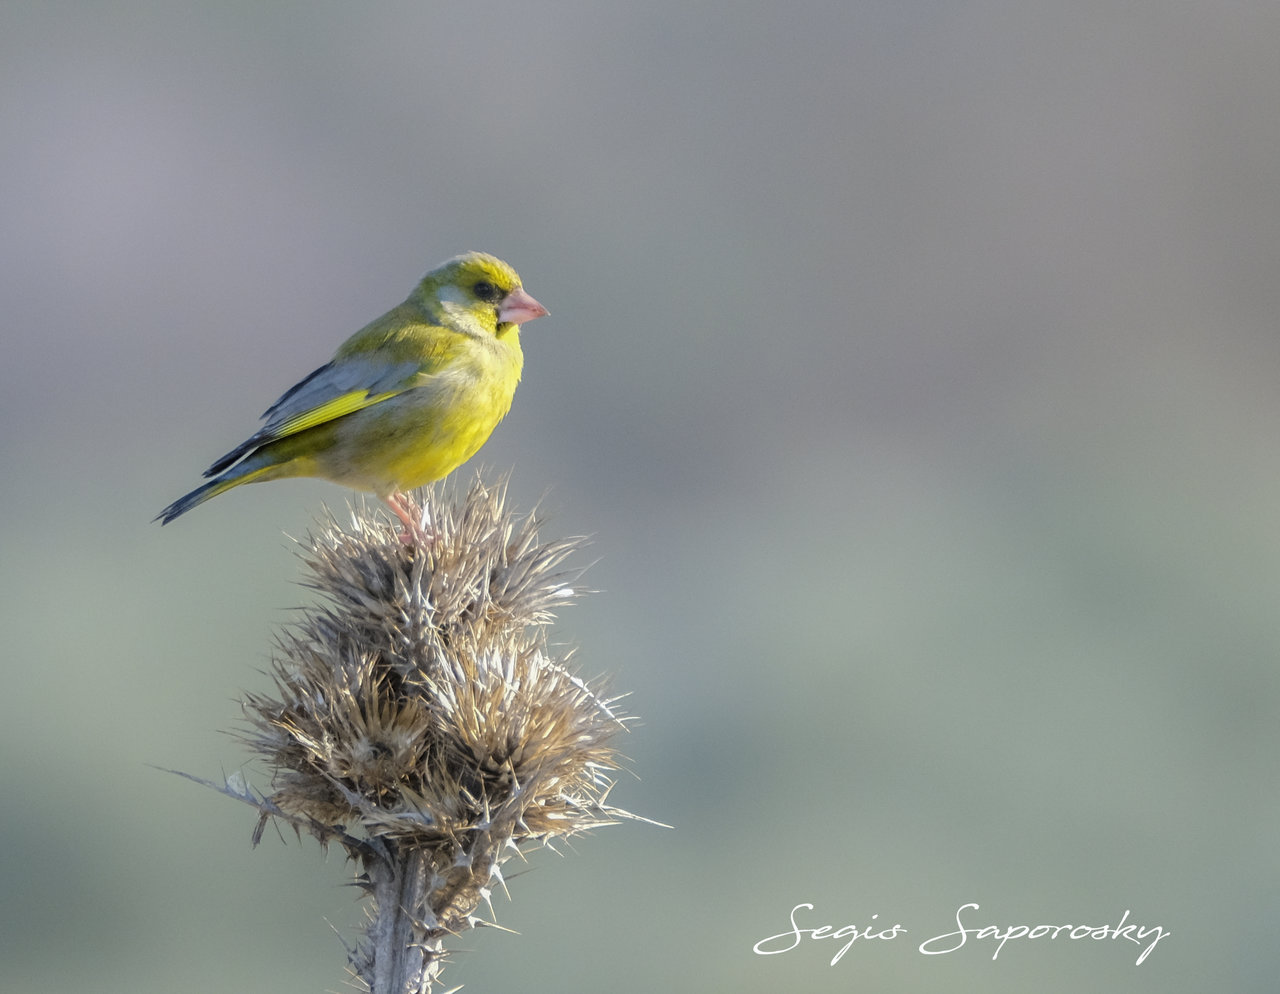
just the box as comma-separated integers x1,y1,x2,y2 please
384,492,434,546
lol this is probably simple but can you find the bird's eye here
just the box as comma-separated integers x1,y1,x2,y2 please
472,280,500,303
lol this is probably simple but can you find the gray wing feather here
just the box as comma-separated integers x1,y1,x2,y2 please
204,357,421,477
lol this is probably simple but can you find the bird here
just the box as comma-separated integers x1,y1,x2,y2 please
157,251,547,540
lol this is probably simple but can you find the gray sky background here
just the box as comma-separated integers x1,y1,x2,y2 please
2,4,1277,992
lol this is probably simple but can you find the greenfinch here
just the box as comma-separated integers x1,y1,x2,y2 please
158,251,547,537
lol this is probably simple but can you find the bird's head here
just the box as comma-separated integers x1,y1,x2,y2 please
420,251,548,337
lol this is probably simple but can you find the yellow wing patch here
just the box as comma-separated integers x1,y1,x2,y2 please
269,388,402,439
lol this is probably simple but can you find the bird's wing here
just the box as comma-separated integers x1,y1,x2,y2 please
203,356,423,477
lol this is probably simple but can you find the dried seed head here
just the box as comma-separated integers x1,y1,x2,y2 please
229,476,639,993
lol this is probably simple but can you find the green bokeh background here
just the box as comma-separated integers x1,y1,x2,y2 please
3,3,1277,992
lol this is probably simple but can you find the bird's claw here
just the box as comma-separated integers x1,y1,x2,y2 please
384,493,434,546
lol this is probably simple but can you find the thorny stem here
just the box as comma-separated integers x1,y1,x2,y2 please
363,846,437,994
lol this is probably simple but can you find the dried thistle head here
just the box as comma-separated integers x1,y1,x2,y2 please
232,476,638,993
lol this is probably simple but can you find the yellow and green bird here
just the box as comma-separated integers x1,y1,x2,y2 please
157,251,547,538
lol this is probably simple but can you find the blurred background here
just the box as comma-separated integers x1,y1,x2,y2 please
2,3,1278,992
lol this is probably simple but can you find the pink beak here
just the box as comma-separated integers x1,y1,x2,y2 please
498,287,549,326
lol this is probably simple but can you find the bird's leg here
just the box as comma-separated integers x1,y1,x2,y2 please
383,492,433,546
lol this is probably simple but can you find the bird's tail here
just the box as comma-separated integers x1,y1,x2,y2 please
155,464,275,524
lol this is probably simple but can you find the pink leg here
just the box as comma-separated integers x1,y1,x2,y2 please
383,493,433,545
